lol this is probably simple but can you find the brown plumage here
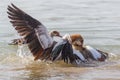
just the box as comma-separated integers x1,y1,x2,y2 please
7,3,80,63
70,34,108,61
70,34,84,51
70,34,83,43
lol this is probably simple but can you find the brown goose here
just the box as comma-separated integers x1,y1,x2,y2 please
7,3,82,64
69,34,108,62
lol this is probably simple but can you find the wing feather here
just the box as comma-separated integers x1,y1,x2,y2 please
7,3,53,60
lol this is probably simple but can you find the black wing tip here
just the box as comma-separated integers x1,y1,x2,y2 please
7,3,21,19
7,3,19,11
11,3,14,6
8,3,15,7
7,3,14,8
11,3,18,9
7,3,14,13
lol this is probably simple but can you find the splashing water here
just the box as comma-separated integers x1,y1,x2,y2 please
17,44,32,58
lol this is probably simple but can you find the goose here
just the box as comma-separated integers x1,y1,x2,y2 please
7,3,82,64
69,34,108,62
46,33,109,65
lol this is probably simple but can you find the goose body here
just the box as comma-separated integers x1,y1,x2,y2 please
7,4,82,64
62,34,108,64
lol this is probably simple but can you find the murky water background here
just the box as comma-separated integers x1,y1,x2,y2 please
0,0,120,80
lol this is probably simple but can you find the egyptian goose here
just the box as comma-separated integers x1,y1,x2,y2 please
69,34,108,62
7,4,83,64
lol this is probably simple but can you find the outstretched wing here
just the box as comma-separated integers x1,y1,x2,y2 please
7,3,53,60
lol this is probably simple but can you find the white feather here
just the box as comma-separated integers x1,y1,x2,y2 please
62,34,72,43
35,25,53,49
86,46,102,60
52,39,66,51
73,49,86,61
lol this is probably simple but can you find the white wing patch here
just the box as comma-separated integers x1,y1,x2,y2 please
62,34,72,43
73,49,86,61
52,39,66,51
35,25,53,49
86,46,102,60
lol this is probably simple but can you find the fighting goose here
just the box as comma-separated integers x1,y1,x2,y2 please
7,4,81,64
69,34,108,62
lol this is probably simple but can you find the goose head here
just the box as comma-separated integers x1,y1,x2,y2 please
70,34,84,51
50,30,62,37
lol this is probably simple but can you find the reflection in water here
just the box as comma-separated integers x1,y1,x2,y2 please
13,61,89,80
1,55,120,80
